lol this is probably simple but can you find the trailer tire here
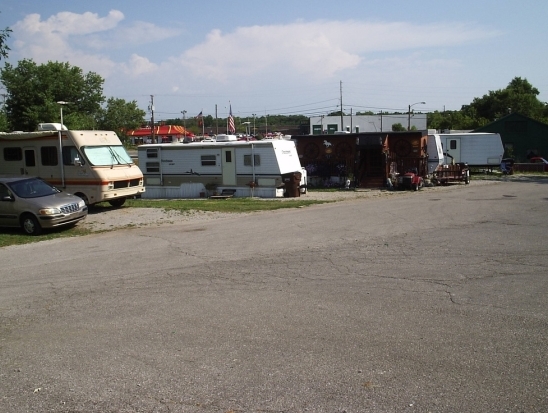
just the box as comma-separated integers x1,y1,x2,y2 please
109,198,126,208
413,183,419,191
465,174,470,184
75,193,89,206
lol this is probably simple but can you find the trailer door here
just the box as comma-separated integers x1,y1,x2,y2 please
221,148,236,185
23,148,39,176
444,138,461,164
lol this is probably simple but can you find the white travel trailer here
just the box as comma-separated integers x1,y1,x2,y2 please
0,123,145,206
138,139,305,198
429,133,504,167
426,134,444,174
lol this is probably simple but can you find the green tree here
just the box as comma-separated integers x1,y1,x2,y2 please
0,13,11,61
392,123,406,131
97,98,146,141
0,111,8,132
0,59,105,131
464,77,547,121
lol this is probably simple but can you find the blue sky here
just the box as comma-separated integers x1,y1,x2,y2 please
1,0,546,123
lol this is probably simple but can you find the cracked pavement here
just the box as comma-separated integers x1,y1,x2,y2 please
0,180,547,412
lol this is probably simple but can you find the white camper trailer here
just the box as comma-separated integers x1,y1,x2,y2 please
429,133,504,167
0,124,145,206
137,139,304,198
426,134,444,174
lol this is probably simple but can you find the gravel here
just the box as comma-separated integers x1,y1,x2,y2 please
79,182,497,232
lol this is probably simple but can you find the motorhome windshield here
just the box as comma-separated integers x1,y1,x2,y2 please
82,146,133,166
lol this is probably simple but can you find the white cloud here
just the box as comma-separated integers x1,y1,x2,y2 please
7,11,502,112
13,10,124,37
175,20,499,83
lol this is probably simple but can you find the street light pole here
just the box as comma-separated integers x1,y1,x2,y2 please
56,101,70,188
181,110,187,139
252,114,256,136
408,101,426,131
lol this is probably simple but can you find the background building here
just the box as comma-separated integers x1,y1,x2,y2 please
474,113,548,161
309,114,427,135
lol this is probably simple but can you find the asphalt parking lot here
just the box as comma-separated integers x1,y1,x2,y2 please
0,180,547,412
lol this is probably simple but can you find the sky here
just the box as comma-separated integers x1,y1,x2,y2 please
0,0,546,123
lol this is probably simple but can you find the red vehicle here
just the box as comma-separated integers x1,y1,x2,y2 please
397,168,423,191
529,157,548,172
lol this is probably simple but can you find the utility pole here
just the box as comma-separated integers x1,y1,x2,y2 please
340,80,344,132
215,104,219,135
149,95,156,143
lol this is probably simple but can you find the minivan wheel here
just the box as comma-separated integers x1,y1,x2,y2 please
21,214,42,235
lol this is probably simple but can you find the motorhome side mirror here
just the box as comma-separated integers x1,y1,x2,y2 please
73,157,82,166
1,195,13,202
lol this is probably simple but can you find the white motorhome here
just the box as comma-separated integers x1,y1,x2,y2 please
0,123,145,206
138,139,305,198
429,133,504,167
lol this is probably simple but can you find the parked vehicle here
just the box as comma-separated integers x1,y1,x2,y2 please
430,151,470,184
138,139,305,198
426,134,444,175
0,123,145,206
428,133,504,168
397,168,423,191
0,176,87,235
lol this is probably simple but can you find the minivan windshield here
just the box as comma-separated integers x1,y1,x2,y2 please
82,146,133,166
8,178,60,199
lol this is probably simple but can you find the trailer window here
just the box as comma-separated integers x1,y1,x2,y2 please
201,155,216,166
146,162,160,173
450,140,457,150
3,147,22,161
146,149,158,158
62,146,84,166
41,146,58,166
244,154,261,166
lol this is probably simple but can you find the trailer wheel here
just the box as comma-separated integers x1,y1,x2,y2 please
109,198,126,208
75,193,89,206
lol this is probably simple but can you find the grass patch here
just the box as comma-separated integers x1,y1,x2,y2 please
0,225,94,248
0,196,332,247
124,196,330,213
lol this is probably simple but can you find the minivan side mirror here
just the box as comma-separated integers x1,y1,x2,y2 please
73,156,82,167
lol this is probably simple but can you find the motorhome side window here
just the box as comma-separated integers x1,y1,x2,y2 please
41,146,58,166
201,155,216,166
450,140,457,150
4,147,22,161
62,146,84,166
146,162,160,173
146,149,158,158
243,154,261,166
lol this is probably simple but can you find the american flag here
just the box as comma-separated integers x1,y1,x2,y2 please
228,104,235,133
196,110,203,126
